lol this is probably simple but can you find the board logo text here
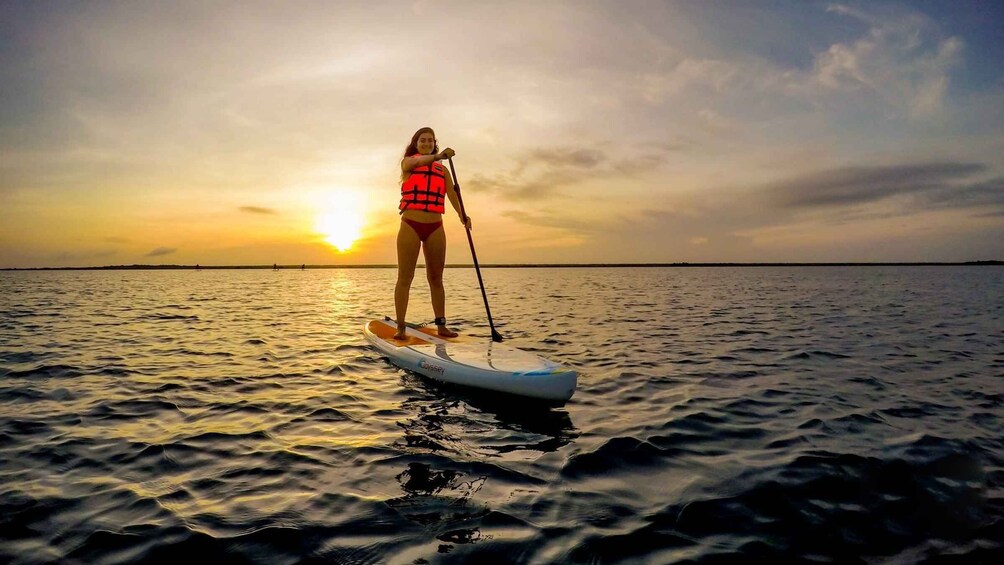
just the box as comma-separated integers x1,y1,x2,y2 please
419,359,445,375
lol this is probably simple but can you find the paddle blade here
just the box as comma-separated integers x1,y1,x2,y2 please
491,329,504,343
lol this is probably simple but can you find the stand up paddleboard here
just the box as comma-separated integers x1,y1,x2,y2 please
364,317,576,402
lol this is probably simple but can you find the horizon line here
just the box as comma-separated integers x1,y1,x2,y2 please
3,260,1002,271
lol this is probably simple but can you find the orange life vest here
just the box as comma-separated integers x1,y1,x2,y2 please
400,154,447,214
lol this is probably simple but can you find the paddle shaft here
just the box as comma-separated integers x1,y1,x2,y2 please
447,157,504,342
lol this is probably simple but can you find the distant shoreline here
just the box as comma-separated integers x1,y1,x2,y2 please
3,261,1002,271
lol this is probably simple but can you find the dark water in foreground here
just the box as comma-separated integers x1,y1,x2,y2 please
1,266,1002,564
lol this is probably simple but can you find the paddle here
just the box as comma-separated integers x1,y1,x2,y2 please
447,157,504,343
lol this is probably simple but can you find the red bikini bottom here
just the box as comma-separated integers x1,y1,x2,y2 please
403,218,443,242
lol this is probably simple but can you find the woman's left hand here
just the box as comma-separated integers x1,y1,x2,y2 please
462,215,472,230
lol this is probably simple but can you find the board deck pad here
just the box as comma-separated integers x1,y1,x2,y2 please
365,319,470,346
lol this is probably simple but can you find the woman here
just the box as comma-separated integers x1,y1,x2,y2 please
394,127,472,340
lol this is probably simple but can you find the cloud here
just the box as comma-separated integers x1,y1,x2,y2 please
495,158,996,255
921,176,1004,210
765,162,987,208
811,4,963,117
535,148,606,169
640,58,740,104
500,210,599,233
627,3,965,126
561,160,1004,262
469,145,671,200
48,250,118,263
240,206,277,215
730,161,1004,237
146,247,177,257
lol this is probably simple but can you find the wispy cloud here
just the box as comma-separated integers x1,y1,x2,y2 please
921,176,1004,211
49,250,118,263
469,145,673,200
500,210,600,233
240,206,277,215
535,148,606,169
507,159,1004,261
629,3,964,125
812,4,963,117
765,162,987,209
146,247,177,257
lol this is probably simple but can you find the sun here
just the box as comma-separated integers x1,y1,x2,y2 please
315,190,365,252
317,213,362,252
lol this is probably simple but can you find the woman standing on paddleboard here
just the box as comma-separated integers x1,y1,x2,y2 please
394,127,472,340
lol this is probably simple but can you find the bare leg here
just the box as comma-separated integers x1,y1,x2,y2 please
395,221,421,339
422,225,457,338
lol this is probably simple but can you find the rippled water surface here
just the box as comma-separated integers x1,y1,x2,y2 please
1,266,1002,563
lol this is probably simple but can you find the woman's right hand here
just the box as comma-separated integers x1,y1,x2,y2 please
438,148,456,160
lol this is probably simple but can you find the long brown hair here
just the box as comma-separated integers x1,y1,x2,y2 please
403,127,438,158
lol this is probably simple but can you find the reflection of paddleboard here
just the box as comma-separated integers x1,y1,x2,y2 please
364,317,577,402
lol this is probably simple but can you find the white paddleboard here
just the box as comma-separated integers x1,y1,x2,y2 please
364,318,576,402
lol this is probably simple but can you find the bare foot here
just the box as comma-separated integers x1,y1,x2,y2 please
393,326,408,340
437,326,458,338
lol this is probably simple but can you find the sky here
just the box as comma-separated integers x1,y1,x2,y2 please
2,0,1003,267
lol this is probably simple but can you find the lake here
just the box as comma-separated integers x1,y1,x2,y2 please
1,266,1001,563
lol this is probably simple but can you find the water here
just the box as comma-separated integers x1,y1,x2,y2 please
1,266,1001,563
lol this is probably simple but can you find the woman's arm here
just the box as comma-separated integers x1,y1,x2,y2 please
401,153,438,173
401,148,455,173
